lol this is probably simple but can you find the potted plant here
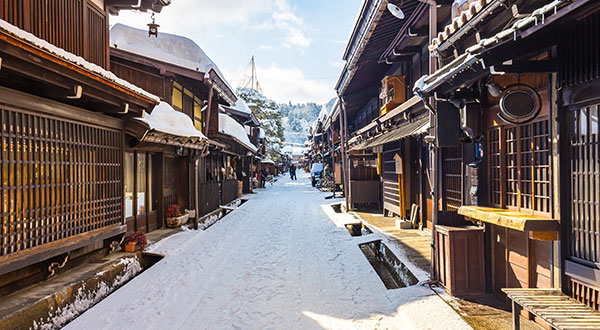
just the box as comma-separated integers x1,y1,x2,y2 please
166,204,190,228
122,232,147,252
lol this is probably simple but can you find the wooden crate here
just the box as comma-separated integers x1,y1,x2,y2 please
435,225,485,296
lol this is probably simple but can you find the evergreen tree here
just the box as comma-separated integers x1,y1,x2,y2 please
237,88,285,161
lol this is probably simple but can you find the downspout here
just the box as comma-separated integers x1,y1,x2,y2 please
339,95,349,211
428,1,439,282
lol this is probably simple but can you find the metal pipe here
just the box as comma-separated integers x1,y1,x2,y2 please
429,1,439,282
339,95,349,211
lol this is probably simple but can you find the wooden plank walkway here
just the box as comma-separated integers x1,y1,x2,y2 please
504,288,600,330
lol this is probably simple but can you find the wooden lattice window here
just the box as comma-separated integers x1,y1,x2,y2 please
488,127,502,206
442,146,462,211
569,105,599,263
0,107,123,257
486,120,550,215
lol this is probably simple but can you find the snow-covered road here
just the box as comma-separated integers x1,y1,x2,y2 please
65,172,470,330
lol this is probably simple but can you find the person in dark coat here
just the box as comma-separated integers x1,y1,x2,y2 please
260,168,268,188
290,164,297,180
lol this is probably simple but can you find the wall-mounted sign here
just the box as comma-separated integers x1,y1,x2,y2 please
394,153,403,175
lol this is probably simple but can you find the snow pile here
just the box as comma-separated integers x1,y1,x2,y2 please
110,24,231,93
137,102,206,139
32,258,142,330
199,212,223,230
65,173,470,330
221,97,252,115
218,113,258,152
0,19,159,103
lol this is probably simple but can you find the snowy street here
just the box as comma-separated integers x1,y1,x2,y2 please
65,172,470,330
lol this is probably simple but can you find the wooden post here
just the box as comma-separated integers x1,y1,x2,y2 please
193,158,199,230
512,301,522,330
204,83,214,136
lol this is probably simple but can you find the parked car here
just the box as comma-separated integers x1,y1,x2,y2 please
310,163,324,186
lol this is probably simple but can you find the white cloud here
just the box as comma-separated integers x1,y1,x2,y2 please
224,64,335,104
258,45,275,51
329,60,344,68
248,0,312,49
111,0,310,50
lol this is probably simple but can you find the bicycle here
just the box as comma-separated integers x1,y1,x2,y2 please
316,174,335,192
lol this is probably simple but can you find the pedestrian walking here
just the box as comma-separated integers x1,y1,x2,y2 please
260,168,268,188
290,164,297,180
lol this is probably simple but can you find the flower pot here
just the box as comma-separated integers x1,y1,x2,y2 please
166,213,190,228
124,241,136,253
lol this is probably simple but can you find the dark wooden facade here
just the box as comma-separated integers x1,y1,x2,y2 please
0,0,165,291
109,33,256,225
333,2,600,327
0,0,109,69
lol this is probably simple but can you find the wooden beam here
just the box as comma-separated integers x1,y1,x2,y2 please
393,46,422,56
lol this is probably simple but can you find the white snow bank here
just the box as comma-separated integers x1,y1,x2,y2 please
32,258,142,330
137,101,206,139
218,113,257,152
110,24,232,95
0,19,159,103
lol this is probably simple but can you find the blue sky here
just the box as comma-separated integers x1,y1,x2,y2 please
110,0,362,105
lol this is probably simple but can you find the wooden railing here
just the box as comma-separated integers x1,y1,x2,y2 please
0,0,108,68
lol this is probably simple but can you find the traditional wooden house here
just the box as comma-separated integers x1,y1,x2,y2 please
0,0,169,293
219,99,262,194
412,0,600,321
108,24,253,224
336,0,433,219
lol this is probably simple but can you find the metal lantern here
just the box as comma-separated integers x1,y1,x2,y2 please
147,13,159,37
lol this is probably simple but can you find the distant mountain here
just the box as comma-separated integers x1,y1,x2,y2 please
280,97,336,145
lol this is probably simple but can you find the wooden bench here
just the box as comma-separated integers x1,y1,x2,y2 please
503,288,600,330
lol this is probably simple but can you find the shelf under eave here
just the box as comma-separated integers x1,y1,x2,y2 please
458,205,559,241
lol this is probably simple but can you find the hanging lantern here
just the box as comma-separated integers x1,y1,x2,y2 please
147,13,159,38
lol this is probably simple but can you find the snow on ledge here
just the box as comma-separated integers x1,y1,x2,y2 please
218,113,258,153
221,97,252,115
137,102,206,139
0,19,159,103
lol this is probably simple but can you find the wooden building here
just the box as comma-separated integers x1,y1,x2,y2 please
336,0,434,222
0,0,168,293
409,0,600,320
109,24,255,223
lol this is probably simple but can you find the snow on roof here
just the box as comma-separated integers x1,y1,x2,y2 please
218,113,258,153
137,101,206,139
110,23,233,97
261,159,275,165
0,19,159,103
258,128,266,139
220,97,252,115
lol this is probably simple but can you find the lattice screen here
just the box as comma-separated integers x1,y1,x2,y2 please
0,107,123,256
